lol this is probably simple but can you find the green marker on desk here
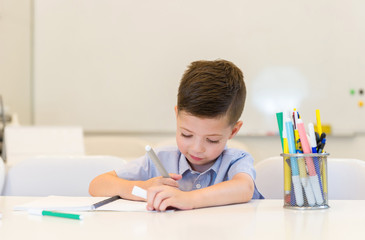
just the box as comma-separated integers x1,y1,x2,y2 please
28,209,83,220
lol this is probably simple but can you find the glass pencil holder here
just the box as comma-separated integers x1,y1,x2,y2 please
281,153,329,209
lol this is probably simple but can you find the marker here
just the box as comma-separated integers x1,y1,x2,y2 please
297,119,323,205
132,186,175,212
316,111,327,199
278,111,291,202
285,117,304,207
315,132,320,146
320,132,326,141
294,113,315,207
318,138,326,153
28,209,83,220
276,112,284,150
295,142,315,206
316,109,322,135
319,138,328,200
145,145,170,178
292,109,297,127
309,123,320,157
282,127,291,199
309,123,322,164
317,133,326,151
132,186,147,199
92,195,120,209
308,122,324,196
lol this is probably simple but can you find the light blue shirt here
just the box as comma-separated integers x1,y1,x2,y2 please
115,146,263,199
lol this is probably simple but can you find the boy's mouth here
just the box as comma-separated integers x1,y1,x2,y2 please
190,154,203,161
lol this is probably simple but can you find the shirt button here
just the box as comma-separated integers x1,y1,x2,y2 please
196,183,202,189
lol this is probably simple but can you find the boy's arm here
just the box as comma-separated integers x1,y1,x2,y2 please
89,170,181,200
146,172,255,211
191,172,254,208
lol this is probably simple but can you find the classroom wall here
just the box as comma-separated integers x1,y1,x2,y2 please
0,0,32,124
1,0,365,162
31,0,365,135
83,132,365,163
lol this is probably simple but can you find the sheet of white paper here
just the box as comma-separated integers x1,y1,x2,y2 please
13,196,149,212
96,199,147,212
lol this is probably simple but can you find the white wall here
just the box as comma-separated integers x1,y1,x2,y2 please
239,134,365,163
83,133,365,163
32,0,365,135
1,1,365,163
0,0,32,124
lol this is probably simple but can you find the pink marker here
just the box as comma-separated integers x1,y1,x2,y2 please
297,120,316,176
297,119,323,205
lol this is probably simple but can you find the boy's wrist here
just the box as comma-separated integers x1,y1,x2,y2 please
136,180,150,191
188,190,201,209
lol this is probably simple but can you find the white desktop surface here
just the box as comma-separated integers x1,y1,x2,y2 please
1,197,365,240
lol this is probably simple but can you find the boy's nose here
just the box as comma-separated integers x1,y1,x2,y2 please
192,139,205,153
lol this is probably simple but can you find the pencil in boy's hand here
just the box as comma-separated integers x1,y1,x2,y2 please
145,145,170,178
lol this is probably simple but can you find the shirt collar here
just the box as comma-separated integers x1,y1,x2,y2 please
178,154,191,175
178,152,223,175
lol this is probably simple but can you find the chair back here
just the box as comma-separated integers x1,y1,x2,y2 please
0,157,4,194
2,156,126,196
84,135,149,160
255,156,365,200
2,126,85,165
255,156,283,199
327,158,365,200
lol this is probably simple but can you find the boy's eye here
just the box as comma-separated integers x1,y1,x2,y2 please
207,139,220,144
181,133,192,138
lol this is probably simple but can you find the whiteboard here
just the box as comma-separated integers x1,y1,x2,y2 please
33,0,365,135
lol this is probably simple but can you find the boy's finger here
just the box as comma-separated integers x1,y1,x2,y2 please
147,186,164,210
153,190,169,211
162,178,179,188
158,198,173,212
169,173,183,180
146,188,157,210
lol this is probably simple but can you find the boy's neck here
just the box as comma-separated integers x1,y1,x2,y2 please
187,157,218,173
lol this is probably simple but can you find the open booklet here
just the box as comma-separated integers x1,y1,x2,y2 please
14,196,149,212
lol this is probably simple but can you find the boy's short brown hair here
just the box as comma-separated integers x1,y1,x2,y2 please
177,59,246,126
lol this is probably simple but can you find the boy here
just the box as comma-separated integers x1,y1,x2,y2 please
89,59,263,211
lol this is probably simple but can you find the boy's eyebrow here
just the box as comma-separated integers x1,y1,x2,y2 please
180,127,223,137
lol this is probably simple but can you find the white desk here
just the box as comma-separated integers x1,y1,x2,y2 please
1,197,365,239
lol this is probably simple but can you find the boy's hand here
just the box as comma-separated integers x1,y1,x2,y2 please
146,185,194,211
145,173,182,189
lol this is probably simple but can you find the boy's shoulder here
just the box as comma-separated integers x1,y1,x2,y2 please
221,147,254,162
154,145,181,158
154,146,252,160
155,145,179,153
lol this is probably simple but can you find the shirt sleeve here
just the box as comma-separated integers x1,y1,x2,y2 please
114,146,179,181
114,154,152,181
226,151,256,181
225,150,264,199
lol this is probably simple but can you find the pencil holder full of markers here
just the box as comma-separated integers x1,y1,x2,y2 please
281,153,329,209
276,109,330,209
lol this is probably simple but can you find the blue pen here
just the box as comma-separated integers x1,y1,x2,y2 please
285,117,304,207
318,138,326,153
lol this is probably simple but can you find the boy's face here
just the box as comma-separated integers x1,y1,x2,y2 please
175,108,242,173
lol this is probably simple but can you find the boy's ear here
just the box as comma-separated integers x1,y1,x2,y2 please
174,105,178,117
229,121,243,139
